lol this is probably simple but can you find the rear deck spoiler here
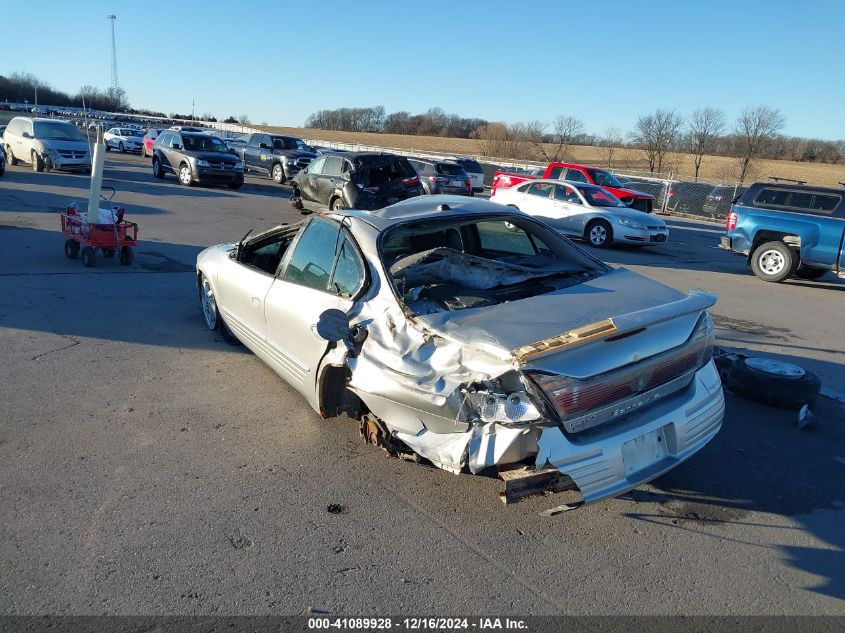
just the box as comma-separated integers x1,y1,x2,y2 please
512,290,717,364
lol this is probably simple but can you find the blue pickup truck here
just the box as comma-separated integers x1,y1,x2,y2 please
720,182,845,282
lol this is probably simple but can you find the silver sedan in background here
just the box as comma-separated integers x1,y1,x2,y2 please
195,197,721,507
491,179,669,248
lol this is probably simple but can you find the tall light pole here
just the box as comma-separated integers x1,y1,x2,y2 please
106,14,119,93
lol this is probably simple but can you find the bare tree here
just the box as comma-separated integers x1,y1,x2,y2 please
522,120,550,161
735,106,786,183
633,109,684,173
237,114,250,124
599,127,624,168
686,108,725,180
474,122,529,160
550,115,585,162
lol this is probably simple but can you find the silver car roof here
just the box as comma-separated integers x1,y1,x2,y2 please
336,196,515,231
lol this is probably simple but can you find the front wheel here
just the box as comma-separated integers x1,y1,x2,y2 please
750,241,795,282
81,246,96,267
32,150,44,172
586,219,613,249
178,163,194,186
198,274,239,343
152,157,164,179
271,163,285,184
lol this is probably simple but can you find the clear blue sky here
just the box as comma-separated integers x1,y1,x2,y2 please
3,0,844,139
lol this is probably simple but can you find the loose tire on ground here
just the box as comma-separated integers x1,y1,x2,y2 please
723,356,821,410
750,241,795,282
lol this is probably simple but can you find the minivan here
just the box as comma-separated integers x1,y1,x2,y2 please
2,117,92,172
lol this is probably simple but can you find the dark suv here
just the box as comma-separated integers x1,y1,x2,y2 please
407,158,473,196
152,130,244,188
291,152,423,211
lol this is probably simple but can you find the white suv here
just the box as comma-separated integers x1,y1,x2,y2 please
3,117,92,172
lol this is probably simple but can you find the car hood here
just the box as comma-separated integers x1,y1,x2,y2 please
40,139,90,151
184,150,239,162
275,149,317,160
413,267,710,362
605,206,666,226
613,186,655,200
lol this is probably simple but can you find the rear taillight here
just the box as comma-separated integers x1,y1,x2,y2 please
402,176,419,186
726,211,737,230
363,186,379,194
530,313,714,425
465,179,472,187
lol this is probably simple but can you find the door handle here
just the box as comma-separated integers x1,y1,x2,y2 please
251,297,262,310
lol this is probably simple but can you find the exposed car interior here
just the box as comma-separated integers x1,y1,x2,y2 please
382,215,606,314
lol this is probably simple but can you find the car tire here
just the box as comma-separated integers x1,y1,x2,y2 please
178,163,194,186
332,197,345,211
750,241,795,282
271,163,285,184
119,142,125,153
723,356,821,410
64,239,79,259
586,219,612,248
105,143,111,152
6,146,18,166
794,265,828,280
81,246,96,267
32,150,44,172
290,187,304,210
198,274,239,344
141,146,147,158
152,157,164,179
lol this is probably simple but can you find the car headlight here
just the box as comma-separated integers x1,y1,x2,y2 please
465,389,543,425
618,217,646,230
195,159,210,167
234,161,244,171
285,158,297,165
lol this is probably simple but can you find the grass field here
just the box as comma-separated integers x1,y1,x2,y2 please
260,123,845,187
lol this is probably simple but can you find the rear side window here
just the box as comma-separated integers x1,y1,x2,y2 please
547,166,564,180
323,156,343,176
330,238,365,298
361,158,415,186
753,187,842,216
525,182,554,197
564,168,589,183
457,159,483,173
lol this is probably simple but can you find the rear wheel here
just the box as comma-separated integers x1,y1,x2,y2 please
271,163,285,184
586,219,612,248
141,145,147,158
794,265,828,280
64,239,79,259
6,146,18,165
32,150,44,172
178,163,194,186
750,241,795,282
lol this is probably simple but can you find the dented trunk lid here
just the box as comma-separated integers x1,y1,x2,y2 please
413,267,715,373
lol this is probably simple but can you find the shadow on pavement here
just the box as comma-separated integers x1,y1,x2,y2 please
623,349,845,600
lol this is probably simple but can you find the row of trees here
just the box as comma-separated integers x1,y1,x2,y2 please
305,104,845,181
0,72,132,113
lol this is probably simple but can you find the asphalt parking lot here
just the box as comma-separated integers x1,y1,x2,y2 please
1,152,844,616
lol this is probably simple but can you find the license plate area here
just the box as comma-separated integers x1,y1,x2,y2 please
622,426,669,477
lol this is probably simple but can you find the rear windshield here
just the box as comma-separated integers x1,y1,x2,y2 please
435,163,466,176
457,159,483,173
359,157,416,186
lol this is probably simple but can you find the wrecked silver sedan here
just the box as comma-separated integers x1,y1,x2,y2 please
196,197,724,507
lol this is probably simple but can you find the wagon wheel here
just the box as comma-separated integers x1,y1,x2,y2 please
119,246,133,266
81,246,97,267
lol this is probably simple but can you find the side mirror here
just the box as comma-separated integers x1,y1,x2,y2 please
314,309,350,342
172,143,182,150
22,131,32,139
259,143,270,150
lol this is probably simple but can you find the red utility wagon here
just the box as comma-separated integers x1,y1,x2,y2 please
61,186,138,267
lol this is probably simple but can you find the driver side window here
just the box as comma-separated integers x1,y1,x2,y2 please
282,218,365,297
308,156,326,175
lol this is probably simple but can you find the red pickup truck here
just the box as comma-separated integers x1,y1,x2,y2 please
491,162,655,213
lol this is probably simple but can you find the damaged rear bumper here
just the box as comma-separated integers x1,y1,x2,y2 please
393,360,723,506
